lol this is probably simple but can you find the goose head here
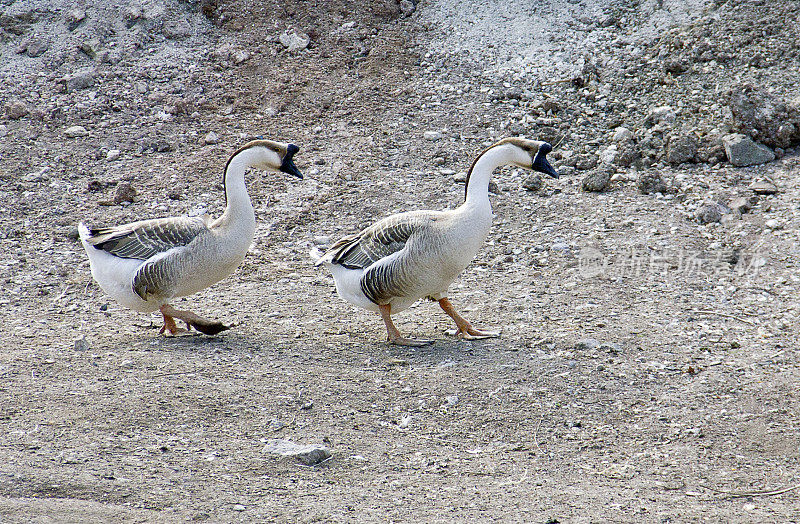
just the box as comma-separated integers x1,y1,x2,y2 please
228,139,303,179
499,137,559,178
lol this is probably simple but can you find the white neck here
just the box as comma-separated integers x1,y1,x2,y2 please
463,143,521,208
217,149,257,235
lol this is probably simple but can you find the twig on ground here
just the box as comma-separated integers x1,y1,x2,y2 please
700,483,800,498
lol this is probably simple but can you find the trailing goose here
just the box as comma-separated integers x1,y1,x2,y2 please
79,139,303,335
313,137,558,346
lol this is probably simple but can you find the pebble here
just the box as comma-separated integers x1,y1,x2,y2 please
728,196,754,214
67,7,85,30
696,203,723,224
399,0,416,16
62,68,95,92
765,219,782,230
232,504,246,512
106,149,121,161
575,338,599,350
453,172,467,183
113,182,137,204
0,124,7,137
444,395,459,406
279,30,310,53
74,336,90,351
750,180,778,195
522,173,543,192
163,19,191,39
582,169,611,192
119,359,134,369
612,127,632,143
423,130,442,141
64,125,89,138
637,172,666,194
262,439,331,466
203,131,220,145
4,100,28,120
644,105,676,127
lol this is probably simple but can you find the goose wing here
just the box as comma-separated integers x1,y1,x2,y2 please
85,216,210,260
323,211,437,270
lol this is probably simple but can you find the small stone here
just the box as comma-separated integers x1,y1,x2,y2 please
444,395,459,406
119,359,134,369
453,172,467,183
644,106,676,127
203,131,219,145
575,154,598,171
232,49,250,64
522,174,543,192
664,58,688,75
581,169,611,192
722,134,775,167
279,30,310,53
696,203,722,224
612,127,632,143
232,504,246,512
399,0,415,16
488,181,499,194
62,68,95,92
750,180,778,195
262,439,331,466
0,124,8,137
637,172,667,194
163,19,191,39
64,125,89,138
113,182,137,204
106,149,121,161
25,36,48,57
423,130,442,141
765,219,782,230
728,196,754,214
666,135,698,164
74,336,90,351
134,82,148,94
67,7,86,30
576,339,599,351
4,100,28,120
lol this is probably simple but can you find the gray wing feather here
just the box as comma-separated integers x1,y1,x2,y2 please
324,211,440,305
86,216,209,261
325,212,435,270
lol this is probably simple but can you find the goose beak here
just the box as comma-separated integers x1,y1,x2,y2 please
280,143,303,179
533,143,559,178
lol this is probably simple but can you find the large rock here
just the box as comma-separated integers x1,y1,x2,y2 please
729,85,800,148
722,134,775,167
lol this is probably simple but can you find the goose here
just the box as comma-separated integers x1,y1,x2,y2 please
79,139,303,335
313,137,558,346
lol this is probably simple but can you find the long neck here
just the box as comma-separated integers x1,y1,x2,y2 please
463,144,516,208
217,151,256,233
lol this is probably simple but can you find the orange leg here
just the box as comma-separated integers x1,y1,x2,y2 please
378,303,433,347
159,305,229,336
438,297,499,340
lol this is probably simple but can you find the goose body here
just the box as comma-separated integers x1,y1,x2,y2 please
315,137,558,345
80,139,302,335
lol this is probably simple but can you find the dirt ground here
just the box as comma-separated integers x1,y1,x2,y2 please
1,0,799,521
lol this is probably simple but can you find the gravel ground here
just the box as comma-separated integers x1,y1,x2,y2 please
1,0,799,521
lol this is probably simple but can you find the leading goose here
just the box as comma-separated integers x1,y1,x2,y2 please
79,139,303,335
314,137,558,346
